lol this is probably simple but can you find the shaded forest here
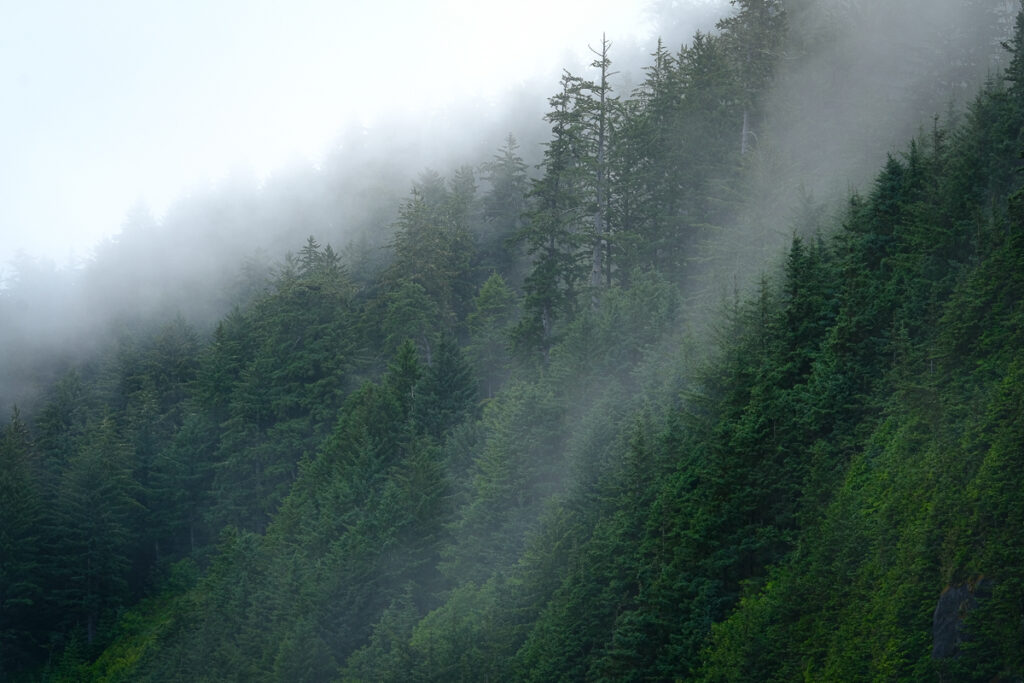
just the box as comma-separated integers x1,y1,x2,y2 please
3,1,1024,680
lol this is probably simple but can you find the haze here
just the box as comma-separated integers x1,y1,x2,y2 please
0,0,728,272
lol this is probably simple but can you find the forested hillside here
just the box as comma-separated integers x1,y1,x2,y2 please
3,1,1024,680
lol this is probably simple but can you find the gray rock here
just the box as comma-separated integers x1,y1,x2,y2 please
932,579,993,660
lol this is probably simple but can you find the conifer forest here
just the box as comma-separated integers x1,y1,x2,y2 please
4,1,1024,680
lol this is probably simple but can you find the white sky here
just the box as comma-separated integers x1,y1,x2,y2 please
0,0,723,270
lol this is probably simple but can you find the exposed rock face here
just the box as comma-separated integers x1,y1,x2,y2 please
932,579,993,660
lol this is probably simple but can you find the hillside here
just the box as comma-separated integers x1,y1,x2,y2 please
2,1,1024,680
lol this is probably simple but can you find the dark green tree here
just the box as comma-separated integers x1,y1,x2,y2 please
412,335,477,441
387,171,478,330
53,414,141,645
513,74,590,359
0,409,45,675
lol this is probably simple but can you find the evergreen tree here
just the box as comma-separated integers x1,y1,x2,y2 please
513,74,590,359
466,272,519,397
717,0,787,154
0,409,45,675
148,411,217,556
53,414,141,646
412,335,477,441
580,35,620,296
382,279,443,363
480,134,530,283
387,171,478,330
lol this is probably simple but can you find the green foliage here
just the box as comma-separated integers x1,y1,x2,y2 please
54,414,142,646
412,335,478,441
201,236,357,532
479,134,530,284
0,410,45,676
386,171,479,332
11,5,1024,681
466,272,518,397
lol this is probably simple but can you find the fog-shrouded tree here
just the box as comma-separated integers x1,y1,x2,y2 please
386,171,479,334
717,0,786,154
466,272,519,397
580,35,620,296
513,73,590,360
10,4,1024,681
479,134,531,284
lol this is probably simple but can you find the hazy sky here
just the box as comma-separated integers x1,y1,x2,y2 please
0,0,727,272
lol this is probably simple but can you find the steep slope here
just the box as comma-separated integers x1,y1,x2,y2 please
4,2,1024,681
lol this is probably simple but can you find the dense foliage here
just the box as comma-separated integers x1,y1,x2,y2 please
4,1,1024,680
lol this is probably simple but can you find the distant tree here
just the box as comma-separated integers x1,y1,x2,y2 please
480,134,530,282
148,411,217,556
717,0,787,154
382,280,443,363
1006,0,1024,100
387,172,478,329
466,272,519,397
564,35,622,297
33,370,92,492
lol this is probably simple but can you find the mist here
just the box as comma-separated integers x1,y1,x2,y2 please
772,0,1014,196
0,1,730,415
0,0,1012,418
693,0,1017,304
4,1,1024,679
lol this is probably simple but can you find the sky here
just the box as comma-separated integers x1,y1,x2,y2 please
0,0,726,272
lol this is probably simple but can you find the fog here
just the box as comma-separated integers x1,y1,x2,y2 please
771,0,1015,199
0,0,732,411
702,0,1017,299
3,3,1022,676
0,0,1015,413
0,0,716,270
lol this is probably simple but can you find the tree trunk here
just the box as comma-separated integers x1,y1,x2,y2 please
590,35,611,304
741,108,750,155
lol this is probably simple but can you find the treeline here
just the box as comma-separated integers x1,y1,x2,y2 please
3,0,1024,680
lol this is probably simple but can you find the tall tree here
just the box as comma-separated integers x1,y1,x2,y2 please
582,35,619,295
514,73,590,359
717,0,786,154
387,171,478,330
412,335,477,441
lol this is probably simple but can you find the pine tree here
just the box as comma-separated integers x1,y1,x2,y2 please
581,35,619,296
1005,0,1024,101
388,172,478,330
